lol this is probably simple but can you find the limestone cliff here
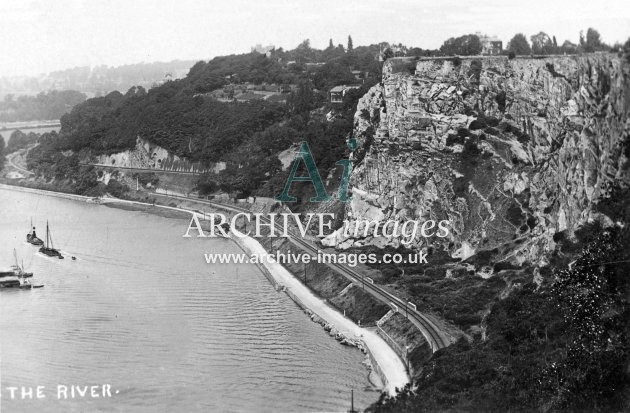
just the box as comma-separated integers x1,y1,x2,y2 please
95,137,224,174
327,53,629,266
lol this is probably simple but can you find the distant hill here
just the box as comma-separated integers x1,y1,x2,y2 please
0,60,198,99
0,90,87,122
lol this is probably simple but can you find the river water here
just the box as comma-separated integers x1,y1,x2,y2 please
0,188,378,412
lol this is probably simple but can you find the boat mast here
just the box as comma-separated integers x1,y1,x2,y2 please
348,389,357,413
46,221,50,249
48,222,55,250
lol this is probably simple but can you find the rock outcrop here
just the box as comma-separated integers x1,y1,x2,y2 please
327,54,629,266
95,137,224,174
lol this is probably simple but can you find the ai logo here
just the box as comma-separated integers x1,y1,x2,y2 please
276,138,358,203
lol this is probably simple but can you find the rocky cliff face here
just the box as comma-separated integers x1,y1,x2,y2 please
95,137,224,174
327,54,629,266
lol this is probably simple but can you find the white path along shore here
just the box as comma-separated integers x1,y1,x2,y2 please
236,235,409,395
0,184,410,395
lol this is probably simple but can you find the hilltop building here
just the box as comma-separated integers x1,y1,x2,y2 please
330,85,361,103
251,44,275,57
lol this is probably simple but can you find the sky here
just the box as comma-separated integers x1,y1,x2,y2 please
0,0,629,77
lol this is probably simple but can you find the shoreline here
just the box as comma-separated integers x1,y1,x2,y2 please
0,183,409,395
232,235,408,394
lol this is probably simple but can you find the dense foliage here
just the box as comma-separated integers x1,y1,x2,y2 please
581,28,610,53
504,28,613,57
546,229,629,410
58,86,287,160
368,185,630,412
440,34,483,56
0,90,86,122
5,130,39,153
507,33,532,55
24,131,132,197
197,83,370,198
22,39,387,198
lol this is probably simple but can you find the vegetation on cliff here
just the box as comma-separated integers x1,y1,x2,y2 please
5,130,39,153
57,86,287,159
25,39,382,198
367,183,630,412
440,34,483,56
504,27,620,57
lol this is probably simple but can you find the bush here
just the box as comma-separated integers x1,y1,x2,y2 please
105,180,129,198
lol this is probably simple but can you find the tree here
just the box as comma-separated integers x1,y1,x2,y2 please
347,35,354,52
312,61,355,90
382,47,394,61
328,38,333,49
585,27,605,52
294,39,314,64
548,227,630,411
440,34,482,56
6,129,38,153
287,82,314,118
530,32,554,55
507,33,532,55
561,40,578,54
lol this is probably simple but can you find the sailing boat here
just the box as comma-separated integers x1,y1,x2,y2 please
39,221,64,259
1,249,39,289
1,248,33,278
12,249,33,278
26,218,44,246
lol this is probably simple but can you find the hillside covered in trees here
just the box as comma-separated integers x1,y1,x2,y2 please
368,184,630,412
26,37,386,198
